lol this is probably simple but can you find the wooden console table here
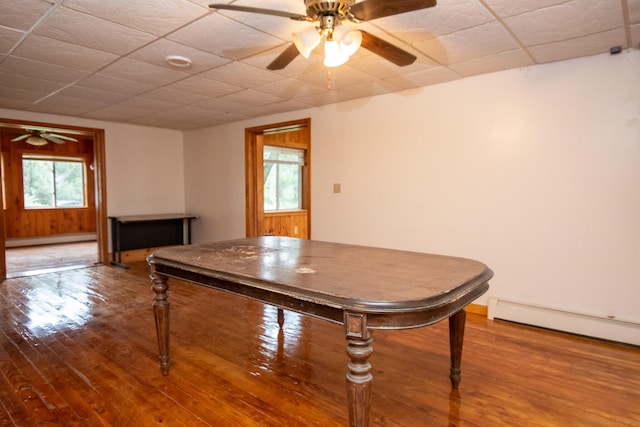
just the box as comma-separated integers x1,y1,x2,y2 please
110,213,198,268
148,236,492,426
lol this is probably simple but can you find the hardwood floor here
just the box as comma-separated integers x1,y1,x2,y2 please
5,242,98,278
1,262,638,426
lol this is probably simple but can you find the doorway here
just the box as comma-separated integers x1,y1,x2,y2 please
245,118,311,238
0,118,108,280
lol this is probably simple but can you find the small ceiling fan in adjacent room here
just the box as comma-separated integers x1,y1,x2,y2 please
209,0,437,70
11,129,79,146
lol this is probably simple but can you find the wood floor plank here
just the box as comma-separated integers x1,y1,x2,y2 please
0,262,638,426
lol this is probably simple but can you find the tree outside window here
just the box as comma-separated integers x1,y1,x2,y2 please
22,156,86,209
264,146,304,212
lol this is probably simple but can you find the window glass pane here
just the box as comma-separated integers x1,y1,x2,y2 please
263,146,304,212
278,164,300,210
264,163,277,211
54,161,84,207
23,159,54,208
22,157,86,209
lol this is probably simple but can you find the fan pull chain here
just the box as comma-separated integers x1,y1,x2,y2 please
327,70,332,90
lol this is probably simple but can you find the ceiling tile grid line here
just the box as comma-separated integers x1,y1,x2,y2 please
0,0,637,130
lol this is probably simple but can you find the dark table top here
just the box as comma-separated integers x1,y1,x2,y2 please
148,236,492,315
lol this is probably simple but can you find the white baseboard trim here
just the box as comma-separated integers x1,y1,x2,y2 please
6,233,97,248
488,297,640,346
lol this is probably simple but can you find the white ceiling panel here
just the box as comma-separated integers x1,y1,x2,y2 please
62,0,208,36
12,34,119,72
33,7,158,55
504,0,624,46
0,0,636,129
0,0,53,32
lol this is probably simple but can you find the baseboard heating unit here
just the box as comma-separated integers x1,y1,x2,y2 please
488,298,640,346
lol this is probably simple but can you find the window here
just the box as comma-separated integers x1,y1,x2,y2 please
263,146,304,212
22,155,86,209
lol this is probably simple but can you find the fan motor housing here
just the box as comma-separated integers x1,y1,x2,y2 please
305,0,355,19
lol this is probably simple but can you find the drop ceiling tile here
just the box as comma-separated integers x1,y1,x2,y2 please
0,0,53,32
166,76,243,98
529,28,629,63
0,70,63,93
482,0,568,18
191,97,249,114
384,66,461,90
504,0,623,46
414,21,520,65
294,88,353,106
448,49,535,77
236,99,312,118
58,85,131,104
0,26,23,54
0,56,89,85
79,103,157,122
127,38,231,73
0,86,48,104
34,6,157,55
75,73,158,95
168,13,284,60
347,54,439,79
110,96,177,112
254,78,326,99
371,0,495,43
62,0,208,37
139,87,210,105
99,58,190,86
630,0,640,23
199,61,286,88
36,94,108,114
296,65,377,91
12,34,119,71
218,88,284,106
632,24,640,48
339,79,404,99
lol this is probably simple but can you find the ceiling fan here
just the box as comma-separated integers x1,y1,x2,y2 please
11,129,79,146
209,0,437,70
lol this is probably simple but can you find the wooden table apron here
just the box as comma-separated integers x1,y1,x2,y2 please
148,237,492,427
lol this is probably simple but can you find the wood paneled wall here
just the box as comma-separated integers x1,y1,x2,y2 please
1,129,96,239
264,210,309,238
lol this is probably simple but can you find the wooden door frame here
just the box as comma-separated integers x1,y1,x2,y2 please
245,118,311,238
0,118,109,280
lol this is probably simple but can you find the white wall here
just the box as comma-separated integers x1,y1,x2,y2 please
184,50,640,325
0,110,186,217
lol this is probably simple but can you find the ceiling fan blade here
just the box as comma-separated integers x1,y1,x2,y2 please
360,31,416,66
11,134,30,142
47,133,78,142
350,0,436,21
44,135,66,144
267,44,301,70
209,4,309,21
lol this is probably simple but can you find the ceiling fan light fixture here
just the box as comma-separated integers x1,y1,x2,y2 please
26,136,48,146
293,27,322,58
323,39,349,67
333,25,361,57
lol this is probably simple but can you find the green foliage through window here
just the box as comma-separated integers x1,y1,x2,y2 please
23,156,86,209
264,146,304,212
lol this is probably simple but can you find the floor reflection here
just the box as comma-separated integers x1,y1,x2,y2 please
248,305,314,380
21,274,92,338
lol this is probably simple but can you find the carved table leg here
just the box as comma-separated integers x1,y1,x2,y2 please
150,272,170,375
345,313,373,427
277,307,285,329
448,309,467,389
